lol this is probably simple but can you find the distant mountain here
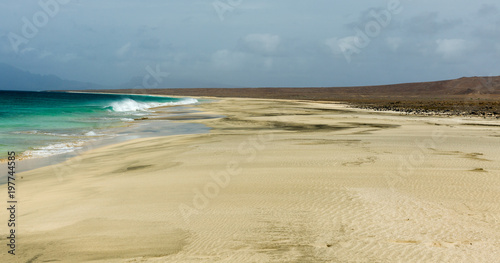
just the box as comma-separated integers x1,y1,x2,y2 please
0,63,238,91
0,63,108,91
87,75,500,100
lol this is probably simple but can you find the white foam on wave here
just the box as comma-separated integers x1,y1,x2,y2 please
109,99,151,112
107,98,198,112
21,140,87,159
84,131,99,136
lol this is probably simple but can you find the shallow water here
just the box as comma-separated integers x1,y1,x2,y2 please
0,90,199,160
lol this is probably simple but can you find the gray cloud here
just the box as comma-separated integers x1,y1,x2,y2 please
0,0,498,87
478,3,498,16
407,12,463,35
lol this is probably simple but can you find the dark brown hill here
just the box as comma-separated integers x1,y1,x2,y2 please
73,76,500,117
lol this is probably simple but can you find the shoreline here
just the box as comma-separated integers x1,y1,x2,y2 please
0,90,202,162
0,100,210,176
1,97,499,262
4,95,494,178
60,88,500,119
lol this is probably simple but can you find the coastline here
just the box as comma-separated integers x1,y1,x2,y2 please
0,100,209,176
81,76,500,118
1,97,499,262
0,90,202,162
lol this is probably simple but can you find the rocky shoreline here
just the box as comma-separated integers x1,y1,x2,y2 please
350,100,500,118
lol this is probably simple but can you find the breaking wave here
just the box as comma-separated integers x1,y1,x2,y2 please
106,98,198,112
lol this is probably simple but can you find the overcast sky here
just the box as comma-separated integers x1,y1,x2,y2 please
1,0,499,87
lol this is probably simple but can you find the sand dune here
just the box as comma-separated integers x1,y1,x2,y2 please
1,98,499,262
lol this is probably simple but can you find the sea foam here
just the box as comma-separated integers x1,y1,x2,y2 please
21,141,87,159
108,98,198,112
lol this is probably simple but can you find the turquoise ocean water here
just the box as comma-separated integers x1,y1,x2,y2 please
0,90,198,160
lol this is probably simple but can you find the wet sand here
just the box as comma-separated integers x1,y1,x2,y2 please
1,98,499,262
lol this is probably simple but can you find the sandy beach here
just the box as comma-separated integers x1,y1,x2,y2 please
1,97,500,262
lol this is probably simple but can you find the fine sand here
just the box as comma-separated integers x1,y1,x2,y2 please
1,98,500,262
